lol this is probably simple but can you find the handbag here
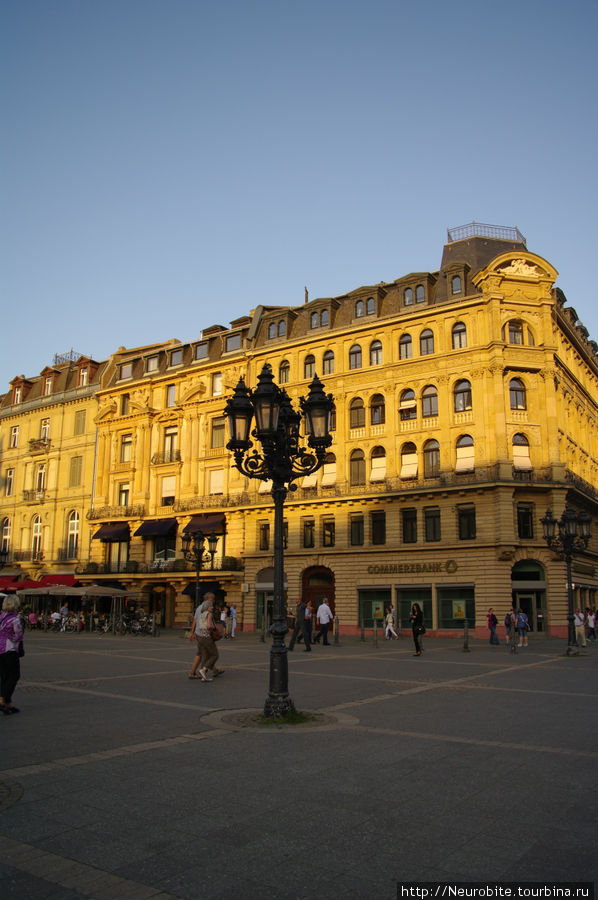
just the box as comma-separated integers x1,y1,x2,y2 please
417,625,426,636
209,625,223,642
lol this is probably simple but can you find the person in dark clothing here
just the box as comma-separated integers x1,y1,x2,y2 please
410,603,424,656
288,599,311,651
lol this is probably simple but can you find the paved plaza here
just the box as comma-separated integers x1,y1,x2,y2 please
0,629,597,899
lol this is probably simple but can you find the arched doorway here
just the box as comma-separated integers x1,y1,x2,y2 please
301,567,335,615
511,560,547,633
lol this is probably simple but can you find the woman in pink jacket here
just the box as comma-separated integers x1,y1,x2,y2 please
0,596,24,715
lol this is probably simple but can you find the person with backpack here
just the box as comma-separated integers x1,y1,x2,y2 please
504,608,515,645
516,608,529,647
486,607,499,645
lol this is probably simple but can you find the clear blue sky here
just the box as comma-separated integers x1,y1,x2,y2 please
1,0,597,388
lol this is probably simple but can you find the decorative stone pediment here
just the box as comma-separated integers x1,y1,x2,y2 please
497,258,541,278
95,400,117,422
181,378,207,403
472,251,558,292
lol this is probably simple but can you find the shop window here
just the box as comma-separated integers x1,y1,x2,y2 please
349,398,365,429
424,507,441,542
510,378,526,410
458,505,476,539
359,588,391,629
402,508,417,543
350,514,364,546
371,511,386,545
400,443,418,480
395,587,432,631
437,586,475,629
350,449,365,485
349,344,362,370
517,503,534,539
399,334,412,359
454,379,472,412
422,386,438,418
420,329,434,355
452,322,467,349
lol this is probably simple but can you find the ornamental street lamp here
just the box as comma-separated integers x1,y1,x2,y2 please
225,363,334,717
541,505,591,655
181,529,219,610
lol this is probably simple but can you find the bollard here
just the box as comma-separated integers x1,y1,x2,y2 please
334,615,340,645
373,618,378,648
463,619,471,652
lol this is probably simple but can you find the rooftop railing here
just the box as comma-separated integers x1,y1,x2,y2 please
447,222,526,244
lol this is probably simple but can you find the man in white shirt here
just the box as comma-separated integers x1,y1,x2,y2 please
574,608,587,647
313,598,333,645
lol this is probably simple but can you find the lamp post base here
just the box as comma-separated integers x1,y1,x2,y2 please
263,695,296,718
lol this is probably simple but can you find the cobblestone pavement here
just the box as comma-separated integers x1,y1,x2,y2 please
1,631,597,898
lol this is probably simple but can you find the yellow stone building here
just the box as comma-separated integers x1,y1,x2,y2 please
1,223,597,636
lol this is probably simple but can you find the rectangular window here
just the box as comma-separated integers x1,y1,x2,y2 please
371,511,386,545
118,483,130,507
212,372,223,396
358,588,391,629
350,515,364,546
170,349,183,367
303,519,315,548
74,410,86,435
146,355,159,373
437,586,475,629
35,463,46,492
322,519,335,547
13,386,22,404
164,427,178,460
166,384,176,408
79,367,88,386
40,418,50,441
259,522,270,551
211,417,225,449
5,468,14,497
120,434,132,463
395,587,432,632
69,456,82,488
10,426,19,448
424,507,441,542
208,469,224,494
119,362,133,380
195,342,208,360
225,333,241,352
161,475,176,505
458,505,476,540
517,503,534,539
44,376,53,396
402,508,417,543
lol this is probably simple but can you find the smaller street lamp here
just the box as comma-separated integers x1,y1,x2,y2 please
541,505,592,655
181,529,219,610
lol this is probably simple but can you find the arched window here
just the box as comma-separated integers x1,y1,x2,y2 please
422,385,438,418
399,333,412,359
268,322,276,339
509,378,526,410
31,515,42,560
527,327,535,346
349,344,362,369
323,350,334,375
456,434,474,473
349,397,365,429
370,394,386,425
513,433,532,470
321,308,329,326
454,380,472,412
310,312,319,329
370,446,386,482
507,320,524,344
400,442,418,479
404,287,414,306
304,354,316,379
355,299,365,318
423,439,440,477
350,449,365,485
322,452,336,487
416,284,425,303
451,275,462,295
400,389,417,421
279,360,290,384
67,510,80,559
452,321,467,349
420,329,434,355
278,320,286,336
1,517,11,554
370,340,383,366
366,296,375,315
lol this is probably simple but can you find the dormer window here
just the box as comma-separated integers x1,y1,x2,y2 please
278,320,286,336
451,275,462,295
268,322,276,339
404,288,414,306
355,300,365,318
44,376,53,396
146,355,159,374
119,362,133,380
13,386,22,404
170,349,183,367
366,297,375,315
225,333,241,352
311,312,319,329
195,342,208,361
416,284,425,303
321,309,329,326
79,367,88,386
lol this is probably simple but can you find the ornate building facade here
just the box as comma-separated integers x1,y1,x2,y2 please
2,224,597,636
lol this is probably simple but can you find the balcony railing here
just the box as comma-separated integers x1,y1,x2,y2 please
87,505,145,520
12,550,44,562
23,490,46,502
76,556,242,575
28,438,52,453
447,222,526,244
151,450,182,465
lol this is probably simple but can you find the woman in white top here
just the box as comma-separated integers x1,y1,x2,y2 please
188,594,223,681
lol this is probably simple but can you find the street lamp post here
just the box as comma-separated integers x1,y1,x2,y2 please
181,529,219,611
541,505,591,655
225,363,334,717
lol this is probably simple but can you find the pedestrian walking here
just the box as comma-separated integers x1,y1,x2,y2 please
586,608,596,642
385,606,399,640
188,593,224,681
410,603,424,656
313,597,333,645
516,608,529,647
288,598,311,651
0,596,24,715
305,600,314,643
574,608,587,647
230,603,237,639
504,608,515,645
486,607,500,645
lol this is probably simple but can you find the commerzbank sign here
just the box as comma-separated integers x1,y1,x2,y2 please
367,560,458,575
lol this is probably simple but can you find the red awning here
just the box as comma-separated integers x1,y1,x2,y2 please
37,575,78,587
